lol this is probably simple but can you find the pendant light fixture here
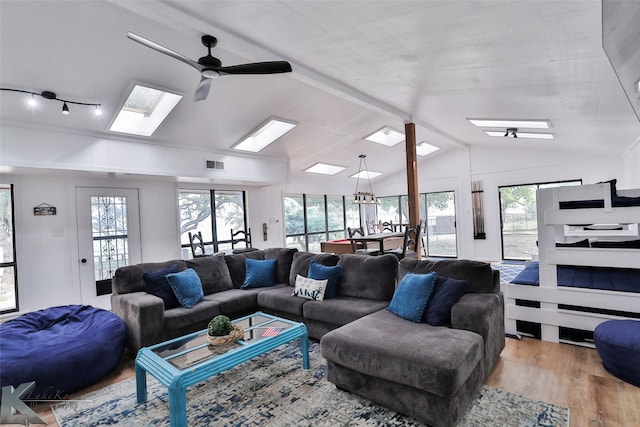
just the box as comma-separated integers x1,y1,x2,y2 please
352,154,379,204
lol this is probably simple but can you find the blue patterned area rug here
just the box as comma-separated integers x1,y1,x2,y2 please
53,341,569,426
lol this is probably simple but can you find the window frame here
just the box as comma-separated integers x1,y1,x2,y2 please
284,194,348,252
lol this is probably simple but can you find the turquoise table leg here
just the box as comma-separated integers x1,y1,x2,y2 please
168,382,188,427
135,364,147,403
302,334,309,369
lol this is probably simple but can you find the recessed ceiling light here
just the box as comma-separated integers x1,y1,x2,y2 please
484,130,554,139
109,84,182,136
364,126,405,147
416,142,440,157
233,117,297,152
468,119,550,129
304,163,346,175
350,170,382,179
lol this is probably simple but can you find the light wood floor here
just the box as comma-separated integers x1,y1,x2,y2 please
31,337,640,427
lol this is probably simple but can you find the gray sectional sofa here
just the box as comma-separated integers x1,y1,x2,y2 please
111,248,504,427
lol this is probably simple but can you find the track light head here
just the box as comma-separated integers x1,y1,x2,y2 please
62,102,70,115
505,128,518,138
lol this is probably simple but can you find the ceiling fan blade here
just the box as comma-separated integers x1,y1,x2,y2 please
127,32,203,72
193,76,212,101
216,61,292,75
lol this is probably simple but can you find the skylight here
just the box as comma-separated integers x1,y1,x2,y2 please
484,130,554,139
233,118,297,152
467,119,550,129
109,84,182,137
350,170,382,180
304,163,346,175
416,142,440,157
364,126,405,147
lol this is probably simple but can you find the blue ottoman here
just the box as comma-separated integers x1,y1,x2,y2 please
594,319,640,387
0,305,126,397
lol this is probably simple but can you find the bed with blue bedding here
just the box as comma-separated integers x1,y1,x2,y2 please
511,261,640,293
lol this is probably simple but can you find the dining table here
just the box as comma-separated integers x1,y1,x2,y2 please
348,231,405,253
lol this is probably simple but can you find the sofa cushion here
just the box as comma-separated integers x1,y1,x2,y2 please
308,262,343,299
422,275,467,326
225,251,265,288
163,299,221,332
292,274,328,301
320,309,483,398
399,258,497,293
303,296,389,326
112,260,187,294
337,254,398,300
264,247,298,284
387,272,437,322
203,288,263,315
165,268,204,309
242,259,277,289
142,264,181,309
186,254,233,295
257,286,308,317
289,252,340,286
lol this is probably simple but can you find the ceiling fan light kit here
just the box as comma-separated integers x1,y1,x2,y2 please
0,87,102,116
127,32,292,102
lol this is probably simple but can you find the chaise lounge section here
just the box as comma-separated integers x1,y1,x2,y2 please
320,258,504,427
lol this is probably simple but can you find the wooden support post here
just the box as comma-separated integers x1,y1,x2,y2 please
404,122,421,259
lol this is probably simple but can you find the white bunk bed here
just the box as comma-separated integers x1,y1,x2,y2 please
505,182,640,347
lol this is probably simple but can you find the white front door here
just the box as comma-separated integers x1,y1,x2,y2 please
76,187,142,309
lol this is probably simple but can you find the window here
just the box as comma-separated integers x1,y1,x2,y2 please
178,189,247,257
499,180,580,260
0,184,17,313
284,194,347,252
423,191,457,257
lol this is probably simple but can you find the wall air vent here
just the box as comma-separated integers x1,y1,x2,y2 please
206,160,225,171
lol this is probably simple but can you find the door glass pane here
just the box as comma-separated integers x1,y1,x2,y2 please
307,233,324,253
215,191,245,242
327,196,345,231
284,194,305,235
286,235,306,251
378,197,399,225
91,196,129,282
345,201,360,230
426,191,457,257
305,195,326,233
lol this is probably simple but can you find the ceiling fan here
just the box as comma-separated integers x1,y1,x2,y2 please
127,32,292,101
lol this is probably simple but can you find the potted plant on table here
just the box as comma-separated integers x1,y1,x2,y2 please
207,315,244,345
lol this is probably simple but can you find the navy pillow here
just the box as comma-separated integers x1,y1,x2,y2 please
165,268,204,309
143,264,181,309
242,258,277,289
387,272,437,322
307,262,343,299
422,274,467,326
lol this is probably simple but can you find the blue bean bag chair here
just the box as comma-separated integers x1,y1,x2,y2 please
0,305,125,397
594,319,640,387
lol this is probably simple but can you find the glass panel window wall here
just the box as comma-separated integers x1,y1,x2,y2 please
0,184,17,313
423,191,457,257
178,189,247,257
284,194,348,252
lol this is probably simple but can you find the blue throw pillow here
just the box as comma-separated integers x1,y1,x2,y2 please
307,262,343,299
422,275,467,326
165,268,204,309
242,258,277,289
387,272,437,322
143,264,181,309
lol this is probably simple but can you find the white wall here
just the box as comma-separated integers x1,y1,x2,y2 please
623,137,640,188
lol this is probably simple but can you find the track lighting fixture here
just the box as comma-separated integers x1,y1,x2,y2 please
0,87,101,116
504,128,518,138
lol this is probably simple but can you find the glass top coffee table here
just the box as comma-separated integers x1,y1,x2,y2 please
135,311,309,427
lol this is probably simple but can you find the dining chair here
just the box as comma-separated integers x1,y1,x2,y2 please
382,220,395,232
385,219,423,260
231,228,256,254
188,231,206,258
348,226,378,255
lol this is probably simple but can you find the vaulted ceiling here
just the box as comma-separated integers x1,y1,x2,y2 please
1,1,639,187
